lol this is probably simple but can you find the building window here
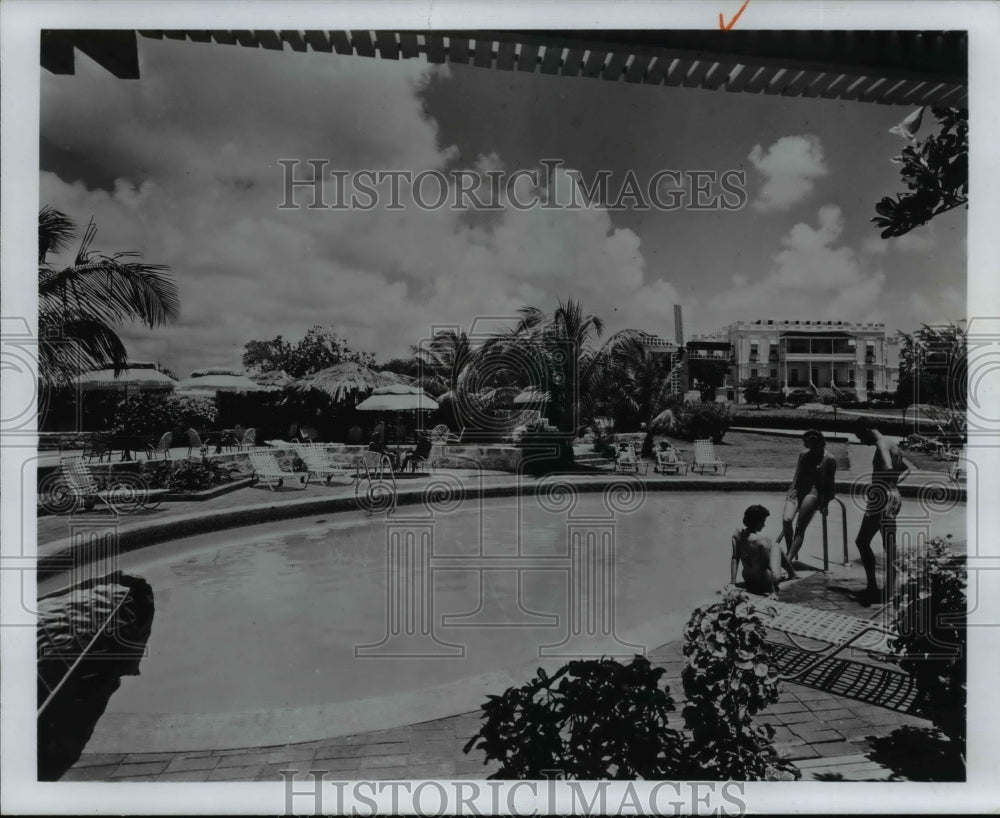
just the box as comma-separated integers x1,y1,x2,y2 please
865,342,875,362
849,368,855,383
790,368,799,385
749,342,758,362
770,369,777,379
750,368,758,378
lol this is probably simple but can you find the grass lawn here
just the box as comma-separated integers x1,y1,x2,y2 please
651,431,851,472
897,449,954,473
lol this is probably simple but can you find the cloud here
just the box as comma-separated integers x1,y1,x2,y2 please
41,40,681,376
703,205,886,326
748,135,828,212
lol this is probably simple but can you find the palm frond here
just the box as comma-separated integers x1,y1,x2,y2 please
38,206,76,264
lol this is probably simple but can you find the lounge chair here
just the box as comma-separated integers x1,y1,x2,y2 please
691,439,727,475
237,428,257,451
293,444,353,485
762,599,897,681
653,445,687,475
55,456,166,514
146,432,172,461
248,450,310,491
614,443,647,474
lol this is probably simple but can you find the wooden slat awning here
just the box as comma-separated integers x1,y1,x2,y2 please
42,29,968,108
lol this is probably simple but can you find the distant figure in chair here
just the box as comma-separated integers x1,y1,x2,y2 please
368,421,387,455
730,505,783,597
402,433,433,473
653,440,682,473
782,429,837,580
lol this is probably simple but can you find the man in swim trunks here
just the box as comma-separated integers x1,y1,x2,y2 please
730,504,782,597
782,429,838,578
853,417,909,603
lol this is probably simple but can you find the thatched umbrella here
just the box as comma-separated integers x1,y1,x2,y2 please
76,362,177,393
289,362,408,404
176,368,266,394
249,369,292,391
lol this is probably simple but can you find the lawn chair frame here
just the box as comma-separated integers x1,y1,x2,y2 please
248,450,310,491
691,439,728,475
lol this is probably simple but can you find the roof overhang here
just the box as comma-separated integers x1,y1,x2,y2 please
41,29,967,108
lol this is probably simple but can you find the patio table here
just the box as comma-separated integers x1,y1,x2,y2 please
109,435,151,462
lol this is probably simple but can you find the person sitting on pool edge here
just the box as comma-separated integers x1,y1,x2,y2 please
730,504,783,597
781,429,838,579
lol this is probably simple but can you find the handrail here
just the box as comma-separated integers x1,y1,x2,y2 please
354,452,397,514
820,497,850,571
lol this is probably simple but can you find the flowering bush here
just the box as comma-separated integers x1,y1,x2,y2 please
681,589,799,781
891,536,966,763
463,656,685,779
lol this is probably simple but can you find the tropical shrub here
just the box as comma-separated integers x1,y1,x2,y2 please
111,392,217,438
891,536,966,764
672,401,732,443
681,589,800,781
141,459,240,492
462,656,686,779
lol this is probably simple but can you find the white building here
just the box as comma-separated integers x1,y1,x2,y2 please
690,319,900,402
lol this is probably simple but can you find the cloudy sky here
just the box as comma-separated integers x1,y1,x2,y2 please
40,34,966,377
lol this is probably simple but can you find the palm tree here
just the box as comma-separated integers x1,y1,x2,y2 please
38,206,179,385
507,297,641,433
613,341,677,455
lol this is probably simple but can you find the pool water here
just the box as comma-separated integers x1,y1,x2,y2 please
45,489,965,745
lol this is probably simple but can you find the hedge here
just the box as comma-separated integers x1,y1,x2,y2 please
731,411,913,437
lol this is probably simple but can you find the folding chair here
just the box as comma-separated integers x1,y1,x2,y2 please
762,600,896,681
691,439,728,474
248,450,310,491
146,431,173,461
56,456,166,514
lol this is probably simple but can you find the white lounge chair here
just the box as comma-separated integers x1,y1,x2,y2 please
294,444,353,485
55,456,166,514
248,450,310,491
692,439,728,475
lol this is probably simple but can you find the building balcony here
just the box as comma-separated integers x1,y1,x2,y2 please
781,351,859,361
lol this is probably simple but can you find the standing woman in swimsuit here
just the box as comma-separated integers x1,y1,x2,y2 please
782,429,838,577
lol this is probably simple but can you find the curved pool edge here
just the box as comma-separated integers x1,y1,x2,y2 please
37,472,964,581
81,607,703,754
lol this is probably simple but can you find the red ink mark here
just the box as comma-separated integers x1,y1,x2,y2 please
719,0,750,30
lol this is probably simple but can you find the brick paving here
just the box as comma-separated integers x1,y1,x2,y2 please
44,456,962,783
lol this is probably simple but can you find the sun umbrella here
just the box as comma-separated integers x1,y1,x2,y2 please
76,362,177,392
249,369,292,391
355,385,439,412
289,362,409,404
175,368,266,393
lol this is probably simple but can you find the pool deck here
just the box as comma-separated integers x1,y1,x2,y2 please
43,453,966,783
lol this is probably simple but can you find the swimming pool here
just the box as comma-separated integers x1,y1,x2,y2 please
46,487,965,752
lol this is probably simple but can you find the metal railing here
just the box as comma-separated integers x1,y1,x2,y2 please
820,497,850,572
353,452,397,514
